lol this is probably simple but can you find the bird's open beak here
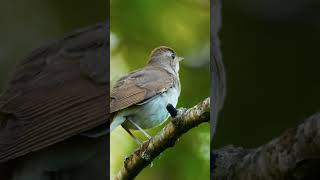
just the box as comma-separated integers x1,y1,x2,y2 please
177,56,184,62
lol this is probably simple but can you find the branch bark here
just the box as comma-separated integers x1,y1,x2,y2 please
114,97,210,180
212,113,320,180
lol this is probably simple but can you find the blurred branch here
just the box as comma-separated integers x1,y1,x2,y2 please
114,97,210,180
211,1,320,179
212,113,320,180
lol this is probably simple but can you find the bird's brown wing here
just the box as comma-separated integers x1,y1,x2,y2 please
0,23,109,163
110,67,174,113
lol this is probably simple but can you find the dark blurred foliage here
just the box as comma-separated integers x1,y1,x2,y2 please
214,0,320,148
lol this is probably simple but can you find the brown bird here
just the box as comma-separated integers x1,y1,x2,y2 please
110,47,183,143
0,23,109,180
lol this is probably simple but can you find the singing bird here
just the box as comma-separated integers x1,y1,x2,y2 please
110,47,183,143
0,23,109,180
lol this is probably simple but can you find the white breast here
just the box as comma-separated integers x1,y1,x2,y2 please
162,87,179,108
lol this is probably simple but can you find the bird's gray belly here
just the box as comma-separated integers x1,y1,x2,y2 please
121,87,179,130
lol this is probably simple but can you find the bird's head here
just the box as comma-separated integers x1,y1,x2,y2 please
148,46,183,74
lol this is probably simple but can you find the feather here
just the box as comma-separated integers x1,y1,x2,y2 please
0,23,109,163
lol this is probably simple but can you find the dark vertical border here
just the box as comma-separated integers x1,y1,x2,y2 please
106,0,110,178
210,0,226,143
210,0,226,178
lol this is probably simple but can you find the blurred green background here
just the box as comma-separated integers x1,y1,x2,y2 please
110,0,210,179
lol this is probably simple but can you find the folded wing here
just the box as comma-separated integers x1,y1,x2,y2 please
0,23,109,163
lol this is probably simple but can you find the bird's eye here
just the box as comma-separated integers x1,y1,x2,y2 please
171,53,175,59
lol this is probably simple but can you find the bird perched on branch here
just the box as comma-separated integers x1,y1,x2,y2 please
0,23,109,180
110,47,183,144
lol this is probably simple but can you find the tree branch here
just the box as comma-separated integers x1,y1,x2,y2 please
114,97,210,180
212,113,320,180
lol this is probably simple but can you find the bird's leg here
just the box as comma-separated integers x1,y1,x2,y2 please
127,119,152,140
121,124,142,145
